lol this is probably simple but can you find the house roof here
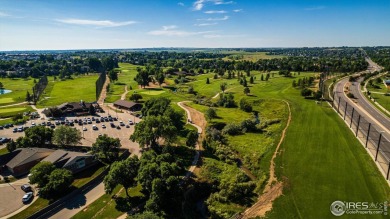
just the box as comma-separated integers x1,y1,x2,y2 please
6,148,55,169
113,100,140,109
42,149,93,167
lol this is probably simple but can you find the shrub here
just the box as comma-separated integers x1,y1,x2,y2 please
301,88,313,97
222,123,242,136
241,119,258,132
239,98,252,112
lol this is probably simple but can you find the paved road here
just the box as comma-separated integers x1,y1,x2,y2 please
48,181,105,219
334,60,390,160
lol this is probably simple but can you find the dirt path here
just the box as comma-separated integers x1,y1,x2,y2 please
177,101,206,177
211,87,238,99
120,85,129,100
241,100,291,219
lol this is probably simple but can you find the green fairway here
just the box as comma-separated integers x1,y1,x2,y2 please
0,78,35,106
139,89,166,95
105,63,141,103
0,98,14,104
37,75,98,108
0,106,34,118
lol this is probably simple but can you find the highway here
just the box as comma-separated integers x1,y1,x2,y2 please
333,58,390,160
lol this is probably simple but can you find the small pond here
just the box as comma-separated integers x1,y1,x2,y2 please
0,89,12,95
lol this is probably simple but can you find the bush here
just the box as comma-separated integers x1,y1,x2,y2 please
301,88,313,97
239,98,252,112
241,119,258,132
222,123,242,136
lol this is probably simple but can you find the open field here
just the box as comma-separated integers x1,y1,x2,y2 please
105,63,141,103
0,78,35,106
37,75,99,108
221,51,286,61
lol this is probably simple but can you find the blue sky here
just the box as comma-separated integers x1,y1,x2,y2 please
0,0,389,50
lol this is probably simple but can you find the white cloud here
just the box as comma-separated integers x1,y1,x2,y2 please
194,22,218,26
193,0,234,11
56,19,137,27
304,6,326,11
178,2,185,6
197,16,229,21
148,26,214,37
233,9,243,12
204,10,227,14
213,0,234,5
0,12,10,17
162,25,178,30
203,34,245,38
193,0,205,10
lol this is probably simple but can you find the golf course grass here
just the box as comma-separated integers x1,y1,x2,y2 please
105,63,141,103
0,78,35,106
183,71,390,218
37,75,99,108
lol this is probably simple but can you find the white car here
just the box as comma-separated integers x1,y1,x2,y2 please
83,127,87,131
22,192,33,203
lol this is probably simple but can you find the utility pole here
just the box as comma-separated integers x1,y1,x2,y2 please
365,123,371,148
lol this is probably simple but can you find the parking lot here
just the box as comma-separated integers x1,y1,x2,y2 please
0,111,142,155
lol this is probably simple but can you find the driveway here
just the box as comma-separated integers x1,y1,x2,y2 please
0,177,34,218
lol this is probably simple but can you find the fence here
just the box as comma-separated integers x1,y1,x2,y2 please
95,71,106,100
331,92,390,180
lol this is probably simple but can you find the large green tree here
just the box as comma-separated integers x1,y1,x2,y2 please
29,161,56,188
104,156,140,198
130,115,177,148
53,126,82,147
92,135,120,165
24,126,53,147
134,68,150,88
108,70,118,82
43,168,74,197
186,130,199,148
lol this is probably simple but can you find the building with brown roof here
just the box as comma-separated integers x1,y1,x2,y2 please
113,100,142,111
6,148,55,176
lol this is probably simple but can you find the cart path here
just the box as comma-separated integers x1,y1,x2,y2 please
242,100,291,218
211,87,238,99
120,85,129,100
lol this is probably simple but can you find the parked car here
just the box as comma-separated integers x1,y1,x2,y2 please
18,127,24,132
0,137,11,144
95,120,100,124
116,126,121,130
102,124,106,129
50,124,55,129
13,128,18,133
128,120,134,125
21,184,32,192
92,125,98,130
126,125,130,128
83,127,87,131
110,123,116,128
119,121,125,126
22,192,33,203
0,126,3,130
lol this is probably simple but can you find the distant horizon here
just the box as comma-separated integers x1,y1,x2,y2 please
1,0,390,50
1,45,390,53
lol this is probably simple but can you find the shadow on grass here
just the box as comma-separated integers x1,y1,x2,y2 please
114,196,145,212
